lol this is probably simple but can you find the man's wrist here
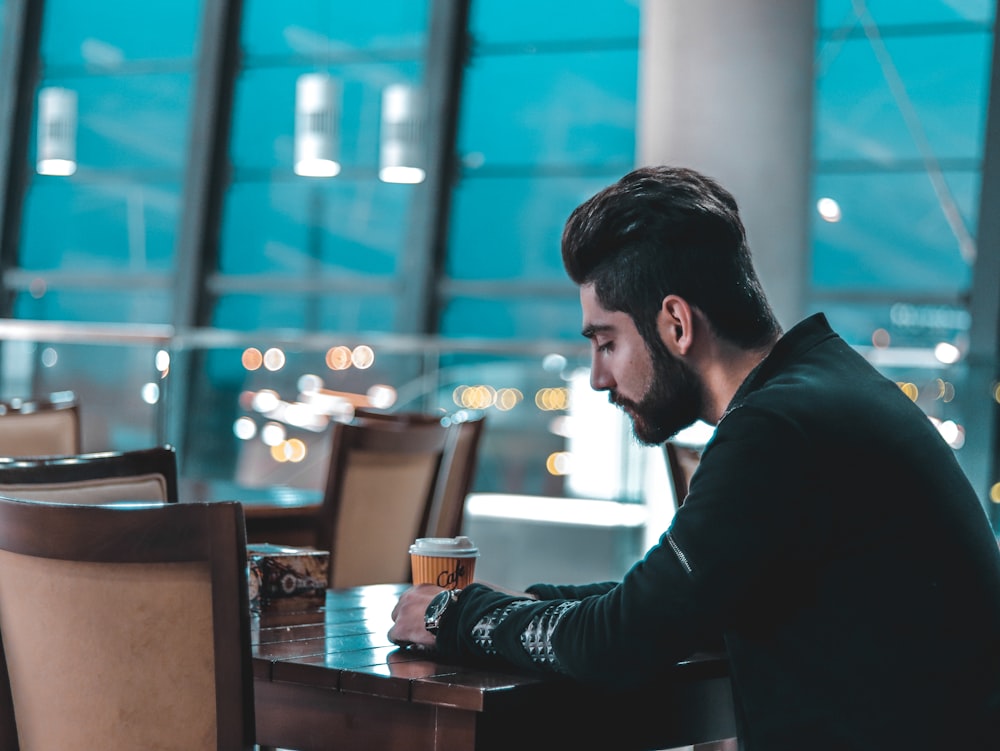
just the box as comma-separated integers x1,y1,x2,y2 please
424,588,461,634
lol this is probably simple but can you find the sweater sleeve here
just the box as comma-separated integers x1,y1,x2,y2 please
436,406,813,691
525,582,617,599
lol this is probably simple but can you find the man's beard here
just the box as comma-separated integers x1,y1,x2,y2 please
611,350,703,446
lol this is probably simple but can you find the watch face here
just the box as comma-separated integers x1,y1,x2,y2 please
425,589,456,632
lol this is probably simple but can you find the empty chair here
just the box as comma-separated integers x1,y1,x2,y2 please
0,445,178,504
423,411,486,539
318,417,452,587
0,391,80,457
0,495,254,750
353,408,487,538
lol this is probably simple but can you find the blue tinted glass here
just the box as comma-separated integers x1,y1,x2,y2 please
13,289,171,324
810,300,970,359
231,64,421,172
819,0,994,29
21,181,179,272
219,1,432,342
219,181,408,276
212,293,397,333
41,0,200,64
459,49,637,167
810,170,977,294
203,346,412,398
816,31,990,162
471,0,639,43
243,0,427,55
448,174,624,280
440,297,582,340
34,73,192,172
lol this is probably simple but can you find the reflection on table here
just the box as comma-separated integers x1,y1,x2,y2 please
252,583,736,751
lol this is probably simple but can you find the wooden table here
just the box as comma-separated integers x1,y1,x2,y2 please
252,583,736,751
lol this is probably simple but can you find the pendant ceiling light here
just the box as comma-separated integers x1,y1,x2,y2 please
294,73,341,178
379,83,425,184
36,87,78,176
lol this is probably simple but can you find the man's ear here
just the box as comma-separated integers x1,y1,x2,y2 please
656,295,694,356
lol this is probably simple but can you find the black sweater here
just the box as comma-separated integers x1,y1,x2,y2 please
437,313,1000,750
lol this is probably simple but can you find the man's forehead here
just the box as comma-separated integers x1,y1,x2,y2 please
579,283,605,313
579,285,628,335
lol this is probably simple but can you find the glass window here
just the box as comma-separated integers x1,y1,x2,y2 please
17,0,201,324
811,170,977,297
819,0,994,27
441,1,641,496
450,0,640,345
41,0,199,63
219,176,411,278
211,292,397,334
13,288,172,325
0,1,6,60
440,297,583,340
215,1,429,334
448,175,618,281
811,1,992,352
21,179,179,272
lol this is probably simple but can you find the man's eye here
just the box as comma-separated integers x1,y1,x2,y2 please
597,341,613,353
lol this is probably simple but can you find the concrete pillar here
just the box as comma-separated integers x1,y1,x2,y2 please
638,0,816,330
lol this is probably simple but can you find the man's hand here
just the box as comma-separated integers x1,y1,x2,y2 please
388,583,443,650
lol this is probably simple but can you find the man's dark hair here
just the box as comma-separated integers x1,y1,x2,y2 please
561,165,781,349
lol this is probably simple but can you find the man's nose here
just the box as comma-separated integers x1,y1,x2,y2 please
590,360,613,391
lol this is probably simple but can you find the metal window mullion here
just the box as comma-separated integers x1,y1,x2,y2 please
169,0,244,466
174,0,243,331
964,6,1000,520
394,0,471,336
0,0,45,318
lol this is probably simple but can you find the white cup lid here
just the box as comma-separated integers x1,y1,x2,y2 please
409,535,479,557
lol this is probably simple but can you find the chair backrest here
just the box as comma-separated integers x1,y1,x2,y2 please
318,417,451,588
664,441,702,510
0,496,254,751
0,391,80,458
0,446,178,505
352,407,446,429
353,408,487,538
423,411,486,538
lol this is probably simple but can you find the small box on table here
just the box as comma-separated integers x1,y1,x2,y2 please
247,543,328,612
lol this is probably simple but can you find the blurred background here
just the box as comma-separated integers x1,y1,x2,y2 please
1,0,998,542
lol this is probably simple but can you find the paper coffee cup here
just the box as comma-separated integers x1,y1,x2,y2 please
409,536,479,589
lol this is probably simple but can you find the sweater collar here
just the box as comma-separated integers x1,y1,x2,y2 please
724,312,836,414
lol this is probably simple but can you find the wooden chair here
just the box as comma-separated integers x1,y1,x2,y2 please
317,417,452,587
664,441,702,510
0,391,80,457
423,411,486,538
0,446,178,504
354,407,487,538
0,495,254,750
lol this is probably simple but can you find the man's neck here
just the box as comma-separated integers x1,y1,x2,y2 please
697,342,775,425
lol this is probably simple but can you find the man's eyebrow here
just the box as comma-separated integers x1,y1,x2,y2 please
581,323,613,339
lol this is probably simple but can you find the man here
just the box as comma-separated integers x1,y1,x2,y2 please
389,166,1000,749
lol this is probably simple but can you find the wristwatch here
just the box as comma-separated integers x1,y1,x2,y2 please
424,588,461,634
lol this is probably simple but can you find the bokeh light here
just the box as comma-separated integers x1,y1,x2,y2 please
242,347,263,370
261,421,286,446
351,345,375,369
817,196,841,222
233,416,257,440
263,347,286,371
140,382,159,404
326,345,352,370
